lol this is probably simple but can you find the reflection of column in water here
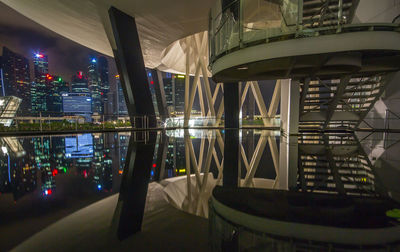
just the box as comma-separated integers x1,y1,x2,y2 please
111,131,157,240
223,129,239,188
278,135,298,190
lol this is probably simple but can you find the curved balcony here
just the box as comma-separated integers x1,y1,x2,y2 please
209,0,400,82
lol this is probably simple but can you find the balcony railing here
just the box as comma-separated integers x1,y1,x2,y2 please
208,0,400,64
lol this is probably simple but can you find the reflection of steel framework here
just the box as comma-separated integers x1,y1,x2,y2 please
161,130,282,217
298,132,384,197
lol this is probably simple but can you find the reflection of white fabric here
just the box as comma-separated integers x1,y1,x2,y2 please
162,173,216,218
354,0,400,23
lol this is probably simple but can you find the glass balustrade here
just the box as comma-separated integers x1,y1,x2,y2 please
209,0,400,63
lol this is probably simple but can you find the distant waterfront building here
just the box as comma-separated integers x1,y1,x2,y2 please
174,75,185,114
116,75,128,116
1,47,31,115
162,73,185,115
31,52,49,115
98,57,110,115
47,75,69,114
71,71,89,93
62,93,92,121
88,57,103,115
162,73,174,114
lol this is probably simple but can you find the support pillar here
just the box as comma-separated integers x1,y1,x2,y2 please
280,79,299,135
224,82,240,129
223,82,240,188
151,69,169,121
109,7,156,128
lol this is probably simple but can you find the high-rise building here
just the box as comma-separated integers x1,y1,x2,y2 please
98,57,110,115
163,73,174,114
174,75,185,113
1,47,31,115
31,52,49,115
47,75,69,114
116,75,128,116
88,57,102,114
71,71,89,93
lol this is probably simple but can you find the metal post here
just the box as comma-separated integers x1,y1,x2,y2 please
239,0,244,47
40,112,42,132
281,79,300,135
297,0,303,35
184,37,190,128
337,0,343,32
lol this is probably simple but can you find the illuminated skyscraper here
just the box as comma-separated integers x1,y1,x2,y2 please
174,75,185,113
71,71,89,93
88,57,103,114
1,47,31,115
47,76,69,114
98,57,110,115
116,75,128,116
31,52,49,114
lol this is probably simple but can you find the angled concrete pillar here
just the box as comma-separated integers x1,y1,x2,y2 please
109,7,156,128
151,69,169,121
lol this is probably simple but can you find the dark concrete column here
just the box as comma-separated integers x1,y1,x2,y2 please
111,131,157,240
150,69,169,121
109,7,156,128
224,82,240,129
223,82,240,188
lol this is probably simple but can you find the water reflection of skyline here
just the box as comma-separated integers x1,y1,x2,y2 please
1,130,400,250
1,130,399,205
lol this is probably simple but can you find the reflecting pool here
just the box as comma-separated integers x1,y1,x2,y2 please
1,130,399,251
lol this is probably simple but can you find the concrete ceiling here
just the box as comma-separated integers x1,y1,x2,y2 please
1,0,216,72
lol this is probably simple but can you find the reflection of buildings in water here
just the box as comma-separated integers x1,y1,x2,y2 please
33,137,57,196
0,132,130,202
92,133,113,191
0,137,36,200
117,133,130,174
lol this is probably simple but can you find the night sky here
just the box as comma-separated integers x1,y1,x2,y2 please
0,2,117,85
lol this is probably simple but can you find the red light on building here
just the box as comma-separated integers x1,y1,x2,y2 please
83,170,88,178
52,169,58,176
150,81,154,84
78,71,83,79
152,163,156,168
47,189,52,195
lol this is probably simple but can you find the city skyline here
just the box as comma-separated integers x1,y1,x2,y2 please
0,2,118,83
